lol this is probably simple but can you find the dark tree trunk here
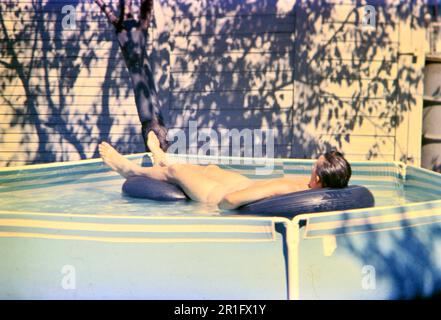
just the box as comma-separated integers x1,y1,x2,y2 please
95,0,168,151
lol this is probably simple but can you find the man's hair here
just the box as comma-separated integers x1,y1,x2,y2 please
316,151,352,188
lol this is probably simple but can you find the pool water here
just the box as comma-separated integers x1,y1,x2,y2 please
375,186,441,205
1,162,440,216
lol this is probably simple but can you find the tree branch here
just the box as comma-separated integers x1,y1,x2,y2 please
94,0,119,26
0,59,12,68
122,0,133,20
118,0,125,25
139,0,154,30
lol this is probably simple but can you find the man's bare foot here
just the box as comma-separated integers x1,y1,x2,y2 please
99,142,139,178
147,131,169,167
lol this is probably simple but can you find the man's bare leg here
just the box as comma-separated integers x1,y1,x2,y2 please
99,140,237,203
99,142,168,181
146,131,250,182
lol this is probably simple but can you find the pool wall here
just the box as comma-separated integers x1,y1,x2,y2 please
294,197,441,299
1,154,441,299
0,212,292,299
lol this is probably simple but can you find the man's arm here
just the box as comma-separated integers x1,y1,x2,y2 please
218,180,306,210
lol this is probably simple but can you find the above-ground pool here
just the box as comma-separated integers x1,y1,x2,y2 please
1,154,441,299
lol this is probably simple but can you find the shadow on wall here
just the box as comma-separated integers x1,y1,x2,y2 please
0,0,425,165
0,0,124,164
336,212,441,299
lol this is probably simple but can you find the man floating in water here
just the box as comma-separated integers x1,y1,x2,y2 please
94,0,168,151
98,132,352,209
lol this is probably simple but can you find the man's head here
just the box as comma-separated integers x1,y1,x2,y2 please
308,151,352,189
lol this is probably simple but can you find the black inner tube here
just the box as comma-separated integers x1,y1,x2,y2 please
121,176,375,218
